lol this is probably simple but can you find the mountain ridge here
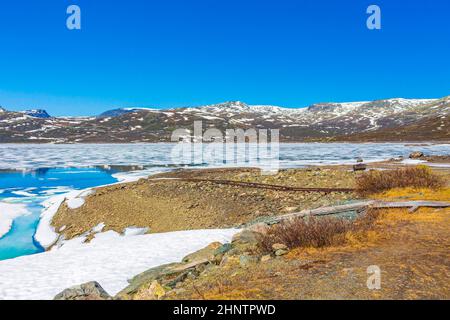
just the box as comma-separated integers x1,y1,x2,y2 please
0,96,448,143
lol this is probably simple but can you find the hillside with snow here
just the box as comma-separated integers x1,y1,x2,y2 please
0,96,448,143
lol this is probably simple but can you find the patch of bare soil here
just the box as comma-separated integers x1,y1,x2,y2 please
52,167,357,240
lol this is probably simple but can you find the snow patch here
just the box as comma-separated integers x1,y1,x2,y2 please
123,226,149,236
400,159,427,165
66,198,85,209
0,228,239,300
91,222,105,233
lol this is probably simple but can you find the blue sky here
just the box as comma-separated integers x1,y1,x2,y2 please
0,0,449,116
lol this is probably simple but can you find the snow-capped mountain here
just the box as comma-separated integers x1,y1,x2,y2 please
98,107,158,118
0,96,448,143
98,108,137,118
22,109,52,118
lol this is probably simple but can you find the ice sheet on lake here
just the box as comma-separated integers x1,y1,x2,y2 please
0,143,448,170
0,228,238,300
11,190,37,197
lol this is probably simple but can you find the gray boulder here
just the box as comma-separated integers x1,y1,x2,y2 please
54,281,112,300
409,151,424,159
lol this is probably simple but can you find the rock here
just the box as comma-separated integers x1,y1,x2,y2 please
116,258,209,298
186,270,199,280
260,254,272,262
54,281,112,300
182,242,222,263
219,255,231,266
172,288,187,295
232,230,261,245
353,163,367,171
165,272,190,289
239,255,259,268
212,253,224,265
214,243,232,256
409,151,424,159
116,263,178,298
148,280,166,300
284,206,298,213
230,231,262,255
275,249,289,256
171,259,209,272
195,263,207,273
246,223,270,235
272,243,288,251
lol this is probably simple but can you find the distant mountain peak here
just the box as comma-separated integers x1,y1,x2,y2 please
205,101,248,108
23,109,51,118
196,101,252,113
0,106,6,113
307,101,368,112
98,108,133,118
98,107,159,118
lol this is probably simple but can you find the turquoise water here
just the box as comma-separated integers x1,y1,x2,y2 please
0,167,118,261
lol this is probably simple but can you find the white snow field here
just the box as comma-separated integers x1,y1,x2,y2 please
0,228,238,300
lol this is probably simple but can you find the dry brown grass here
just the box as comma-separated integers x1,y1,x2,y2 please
355,166,444,196
373,187,450,202
257,211,379,253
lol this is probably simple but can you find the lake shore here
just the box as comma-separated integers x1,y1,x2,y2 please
50,166,357,243
49,158,450,246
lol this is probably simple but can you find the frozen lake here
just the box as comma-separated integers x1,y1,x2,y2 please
0,167,119,260
0,142,449,170
0,142,449,261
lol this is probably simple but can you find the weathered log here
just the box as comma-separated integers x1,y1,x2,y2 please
373,201,450,209
353,163,367,171
272,200,450,222
273,201,376,221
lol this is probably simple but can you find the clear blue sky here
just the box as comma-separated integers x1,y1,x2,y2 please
0,0,449,116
